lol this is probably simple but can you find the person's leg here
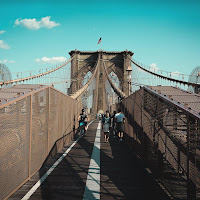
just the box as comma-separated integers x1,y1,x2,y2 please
80,125,84,137
117,123,121,139
83,126,85,136
83,126,86,136
118,132,120,138
112,125,115,137
118,130,121,138
84,122,87,135
107,132,109,142
119,131,121,141
116,128,119,139
104,132,106,141
119,123,123,142
79,123,83,136
120,131,123,142
114,124,117,138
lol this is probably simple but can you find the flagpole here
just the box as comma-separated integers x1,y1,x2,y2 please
97,37,102,51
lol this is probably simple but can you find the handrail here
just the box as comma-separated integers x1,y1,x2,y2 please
130,59,200,87
0,57,74,86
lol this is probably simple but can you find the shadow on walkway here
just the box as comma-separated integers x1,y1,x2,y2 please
77,121,170,200
9,121,170,200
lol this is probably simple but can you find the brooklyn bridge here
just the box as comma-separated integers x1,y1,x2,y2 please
0,50,200,200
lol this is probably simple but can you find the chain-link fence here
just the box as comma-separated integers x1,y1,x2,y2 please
0,86,82,200
112,86,200,199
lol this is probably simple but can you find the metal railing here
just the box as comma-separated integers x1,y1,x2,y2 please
0,86,82,200
112,86,200,199
0,57,73,87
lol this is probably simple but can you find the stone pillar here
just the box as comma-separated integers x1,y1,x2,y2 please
69,50,133,113
70,50,80,94
97,52,107,113
123,50,133,96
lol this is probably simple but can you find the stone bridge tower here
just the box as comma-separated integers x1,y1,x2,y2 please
69,50,133,113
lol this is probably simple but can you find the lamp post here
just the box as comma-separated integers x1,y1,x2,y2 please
126,65,132,96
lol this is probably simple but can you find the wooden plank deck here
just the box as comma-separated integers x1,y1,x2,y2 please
9,120,170,200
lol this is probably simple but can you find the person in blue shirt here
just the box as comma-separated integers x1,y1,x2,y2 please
115,108,125,142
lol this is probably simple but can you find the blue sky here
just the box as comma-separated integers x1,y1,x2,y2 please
0,0,200,78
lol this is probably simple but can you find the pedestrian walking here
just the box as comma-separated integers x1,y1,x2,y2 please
111,110,117,138
102,110,111,142
115,108,125,142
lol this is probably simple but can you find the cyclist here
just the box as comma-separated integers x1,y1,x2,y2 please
78,109,88,137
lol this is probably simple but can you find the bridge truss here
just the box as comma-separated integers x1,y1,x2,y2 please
0,50,200,199
0,50,199,115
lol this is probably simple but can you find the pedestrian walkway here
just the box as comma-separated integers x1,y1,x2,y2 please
9,120,170,200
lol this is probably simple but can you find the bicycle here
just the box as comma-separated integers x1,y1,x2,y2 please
79,122,85,137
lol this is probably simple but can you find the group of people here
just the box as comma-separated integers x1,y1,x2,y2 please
101,108,125,143
78,108,125,143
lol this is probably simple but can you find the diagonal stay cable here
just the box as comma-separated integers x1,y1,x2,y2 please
102,56,126,99
70,56,100,99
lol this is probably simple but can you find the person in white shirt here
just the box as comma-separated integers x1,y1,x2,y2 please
115,108,125,142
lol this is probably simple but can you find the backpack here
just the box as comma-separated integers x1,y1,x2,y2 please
80,114,86,122
104,117,111,124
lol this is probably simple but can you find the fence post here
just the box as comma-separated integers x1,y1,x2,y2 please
48,87,50,153
141,90,146,163
187,114,196,199
141,91,144,157
29,94,32,178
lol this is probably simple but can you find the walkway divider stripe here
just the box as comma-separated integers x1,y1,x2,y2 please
83,121,101,200
21,120,95,200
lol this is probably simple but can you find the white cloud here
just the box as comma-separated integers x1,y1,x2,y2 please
0,59,15,63
0,30,6,34
35,56,66,64
0,40,10,49
35,58,40,62
150,63,157,67
171,71,181,77
150,63,159,71
14,16,60,30
150,66,159,71
8,60,16,63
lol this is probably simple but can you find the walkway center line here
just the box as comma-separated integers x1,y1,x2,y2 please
83,121,101,200
21,120,95,200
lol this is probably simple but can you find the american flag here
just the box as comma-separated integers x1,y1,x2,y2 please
97,37,101,44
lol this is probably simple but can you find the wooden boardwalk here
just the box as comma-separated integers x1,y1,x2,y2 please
9,120,170,200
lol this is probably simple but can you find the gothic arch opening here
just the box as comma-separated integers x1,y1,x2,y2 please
81,71,95,114
106,72,120,107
